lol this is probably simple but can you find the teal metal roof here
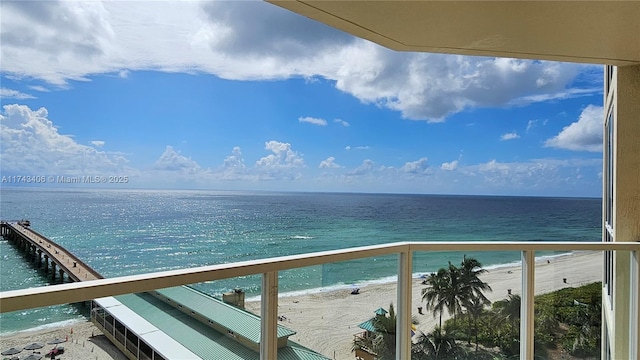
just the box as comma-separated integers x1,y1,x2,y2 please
114,290,329,360
374,308,388,316
117,293,262,359
155,286,296,343
358,319,376,332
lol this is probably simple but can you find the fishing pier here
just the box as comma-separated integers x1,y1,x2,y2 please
0,220,103,283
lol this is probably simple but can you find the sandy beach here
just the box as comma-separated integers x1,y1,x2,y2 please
245,251,602,360
0,322,127,360
1,251,601,360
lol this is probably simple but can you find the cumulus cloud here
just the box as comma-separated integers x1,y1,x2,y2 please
545,105,603,152
91,140,105,147
401,157,430,175
299,116,327,126
501,132,520,141
256,140,304,171
0,104,129,174
0,1,598,121
222,146,245,171
0,88,35,99
319,157,342,169
0,1,115,85
154,145,201,172
441,160,459,171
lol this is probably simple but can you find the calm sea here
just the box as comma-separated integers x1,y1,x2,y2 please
0,188,601,334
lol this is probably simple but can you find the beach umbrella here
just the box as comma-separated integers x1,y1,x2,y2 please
22,354,43,360
46,339,65,345
22,343,44,351
1,347,22,356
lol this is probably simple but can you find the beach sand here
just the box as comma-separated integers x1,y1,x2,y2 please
0,322,127,360
1,251,601,360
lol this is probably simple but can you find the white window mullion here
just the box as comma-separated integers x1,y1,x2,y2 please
520,250,535,359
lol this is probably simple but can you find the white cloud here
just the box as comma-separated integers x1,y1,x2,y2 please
28,85,49,92
464,158,602,191
334,119,350,127
0,1,115,85
0,1,598,121
255,141,304,180
0,88,35,99
441,160,459,171
0,104,129,174
401,157,430,175
154,145,201,172
348,159,375,176
217,146,252,181
91,140,105,147
299,116,327,126
222,146,245,171
545,105,603,152
501,132,520,141
319,156,342,169
346,145,370,151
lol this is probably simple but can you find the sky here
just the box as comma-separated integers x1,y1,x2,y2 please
0,1,605,197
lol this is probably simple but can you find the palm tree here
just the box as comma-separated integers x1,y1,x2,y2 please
464,296,487,351
460,255,492,304
421,268,449,329
494,293,521,325
422,256,492,330
411,328,466,360
371,303,397,360
491,294,521,354
459,256,492,348
442,262,465,326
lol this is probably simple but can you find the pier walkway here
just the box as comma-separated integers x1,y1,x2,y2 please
0,221,103,282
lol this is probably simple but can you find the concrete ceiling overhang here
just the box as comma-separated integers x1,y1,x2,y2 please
267,1,640,65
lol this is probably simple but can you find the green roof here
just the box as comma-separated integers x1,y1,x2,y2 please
114,289,329,360
155,286,296,343
374,308,388,316
358,319,376,332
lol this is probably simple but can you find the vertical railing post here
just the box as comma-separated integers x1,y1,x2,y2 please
261,271,278,360
521,250,535,359
396,247,412,360
630,250,639,359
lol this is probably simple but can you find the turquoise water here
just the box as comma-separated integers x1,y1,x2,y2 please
0,188,601,334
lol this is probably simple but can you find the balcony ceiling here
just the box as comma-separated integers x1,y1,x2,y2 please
267,1,640,65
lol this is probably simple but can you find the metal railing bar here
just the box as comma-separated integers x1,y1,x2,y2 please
260,271,278,360
1,241,639,313
520,250,536,359
396,250,412,360
631,250,639,359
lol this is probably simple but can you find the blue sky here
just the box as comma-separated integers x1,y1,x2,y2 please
0,1,604,196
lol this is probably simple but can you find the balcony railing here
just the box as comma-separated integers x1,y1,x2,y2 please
1,241,638,360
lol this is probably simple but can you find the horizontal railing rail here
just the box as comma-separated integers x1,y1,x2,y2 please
0,241,638,360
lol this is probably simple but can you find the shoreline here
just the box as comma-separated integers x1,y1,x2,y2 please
245,250,602,360
1,251,602,360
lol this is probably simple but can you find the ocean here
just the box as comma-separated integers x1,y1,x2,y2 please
0,188,601,335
